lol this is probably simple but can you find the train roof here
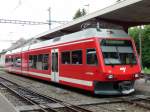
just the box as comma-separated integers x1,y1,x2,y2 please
29,28,129,51
7,28,129,54
36,0,150,40
5,28,128,54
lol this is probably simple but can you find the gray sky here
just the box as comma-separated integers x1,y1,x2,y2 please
0,0,117,51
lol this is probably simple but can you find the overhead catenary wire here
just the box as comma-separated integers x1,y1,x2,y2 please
0,18,69,25
0,40,17,42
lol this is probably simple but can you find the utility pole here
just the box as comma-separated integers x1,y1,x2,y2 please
48,7,51,29
84,4,90,14
139,26,143,70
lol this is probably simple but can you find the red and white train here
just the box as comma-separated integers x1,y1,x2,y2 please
5,27,141,95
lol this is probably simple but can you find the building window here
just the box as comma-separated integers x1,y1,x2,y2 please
86,49,98,65
61,51,70,64
72,50,82,64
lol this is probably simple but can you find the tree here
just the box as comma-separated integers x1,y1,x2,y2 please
116,0,124,2
73,8,87,19
129,26,150,68
141,26,150,67
82,8,87,16
117,0,121,2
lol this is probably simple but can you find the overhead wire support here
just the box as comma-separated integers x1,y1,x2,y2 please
0,40,17,42
0,19,69,25
48,7,51,29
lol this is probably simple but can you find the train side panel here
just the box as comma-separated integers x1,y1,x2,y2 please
59,38,99,91
24,48,51,81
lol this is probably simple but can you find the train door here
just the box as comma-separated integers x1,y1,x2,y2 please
51,49,59,82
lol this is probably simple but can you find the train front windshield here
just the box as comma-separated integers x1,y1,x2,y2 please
100,39,137,65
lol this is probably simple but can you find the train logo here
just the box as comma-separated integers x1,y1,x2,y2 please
120,67,126,73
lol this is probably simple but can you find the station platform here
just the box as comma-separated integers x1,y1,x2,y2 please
0,93,17,112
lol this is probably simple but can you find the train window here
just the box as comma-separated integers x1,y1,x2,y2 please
101,39,137,65
86,49,98,65
42,54,49,70
37,54,43,70
29,55,33,68
5,57,11,63
5,58,8,63
11,58,14,67
14,57,21,67
32,55,37,68
61,51,70,64
11,58,13,62
29,54,49,70
72,50,82,64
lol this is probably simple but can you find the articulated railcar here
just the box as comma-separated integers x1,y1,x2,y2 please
5,28,141,95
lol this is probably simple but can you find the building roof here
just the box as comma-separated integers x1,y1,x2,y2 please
36,0,150,40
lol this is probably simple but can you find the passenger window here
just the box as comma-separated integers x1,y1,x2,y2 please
87,49,98,65
15,57,21,67
29,54,49,70
72,50,82,64
37,54,43,70
5,58,8,63
32,55,37,69
61,51,70,64
29,55,33,68
11,58,14,67
42,54,49,70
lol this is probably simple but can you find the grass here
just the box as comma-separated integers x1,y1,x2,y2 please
143,67,150,74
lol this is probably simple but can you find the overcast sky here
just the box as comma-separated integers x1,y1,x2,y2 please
0,0,117,51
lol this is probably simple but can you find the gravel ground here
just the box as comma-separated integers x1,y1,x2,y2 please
0,71,150,112
135,78,150,95
83,102,150,112
0,84,30,106
0,71,116,104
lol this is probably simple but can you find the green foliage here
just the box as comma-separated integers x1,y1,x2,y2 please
117,0,121,2
142,26,150,67
128,27,141,53
81,8,86,16
143,67,150,74
116,0,124,2
129,26,150,68
73,8,87,19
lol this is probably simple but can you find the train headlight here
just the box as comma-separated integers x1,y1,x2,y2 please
108,74,114,79
134,74,139,78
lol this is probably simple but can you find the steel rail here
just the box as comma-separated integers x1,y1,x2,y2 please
117,97,150,111
0,79,58,112
0,77,93,112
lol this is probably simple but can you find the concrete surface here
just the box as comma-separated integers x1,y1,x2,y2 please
0,93,17,112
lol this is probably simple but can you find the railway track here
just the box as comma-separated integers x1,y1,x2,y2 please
143,73,150,83
0,77,93,112
116,95,150,110
0,74,150,112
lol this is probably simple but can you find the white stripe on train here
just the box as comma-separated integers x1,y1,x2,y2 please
5,68,93,87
